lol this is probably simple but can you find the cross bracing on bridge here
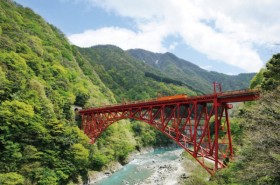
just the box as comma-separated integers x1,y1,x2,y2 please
79,84,260,175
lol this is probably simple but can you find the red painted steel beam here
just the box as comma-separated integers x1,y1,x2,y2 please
80,89,260,114
79,88,260,175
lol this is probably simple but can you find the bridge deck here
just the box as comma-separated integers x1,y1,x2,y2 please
80,89,260,113
79,88,260,175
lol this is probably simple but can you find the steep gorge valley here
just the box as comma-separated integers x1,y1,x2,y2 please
0,1,279,185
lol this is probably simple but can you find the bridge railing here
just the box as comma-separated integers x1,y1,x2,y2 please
219,88,260,97
83,88,260,111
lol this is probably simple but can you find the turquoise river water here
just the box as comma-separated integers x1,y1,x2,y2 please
93,148,184,185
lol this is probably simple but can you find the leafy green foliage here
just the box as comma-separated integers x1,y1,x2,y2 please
0,172,24,185
214,87,280,184
132,121,156,147
89,122,136,169
69,143,89,168
262,53,280,91
0,1,133,184
213,55,280,184
250,68,265,89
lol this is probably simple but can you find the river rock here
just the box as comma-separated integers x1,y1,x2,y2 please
122,179,129,184
181,173,188,179
104,171,111,175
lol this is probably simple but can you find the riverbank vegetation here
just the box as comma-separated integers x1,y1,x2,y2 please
179,152,211,185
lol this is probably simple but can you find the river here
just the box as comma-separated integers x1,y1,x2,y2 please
91,148,186,185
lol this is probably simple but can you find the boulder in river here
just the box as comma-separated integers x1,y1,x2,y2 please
104,171,111,175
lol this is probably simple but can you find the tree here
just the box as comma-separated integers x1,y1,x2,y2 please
215,87,280,185
250,68,265,89
262,53,280,90
0,172,24,185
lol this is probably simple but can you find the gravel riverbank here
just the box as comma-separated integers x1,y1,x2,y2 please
137,149,186,185
87,147,198,185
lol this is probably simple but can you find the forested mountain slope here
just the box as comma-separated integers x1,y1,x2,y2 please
0,1,136,184
127,49,255,93
78,45,197,102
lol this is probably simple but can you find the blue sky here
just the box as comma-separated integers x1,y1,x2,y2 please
14,0,280,74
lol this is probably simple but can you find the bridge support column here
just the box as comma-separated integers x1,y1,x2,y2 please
225,105,233,159
214,98,219,171
79,87,260,175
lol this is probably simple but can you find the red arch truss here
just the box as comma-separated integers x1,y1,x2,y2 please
79,88,260,175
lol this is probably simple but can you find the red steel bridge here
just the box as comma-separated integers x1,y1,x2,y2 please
79,83,260,175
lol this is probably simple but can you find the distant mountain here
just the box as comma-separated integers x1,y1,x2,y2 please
78,45,197,102
127,49,256,93
78,45,255,101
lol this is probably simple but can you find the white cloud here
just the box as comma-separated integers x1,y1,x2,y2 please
68,27,167,52
68,0,280,72
168,42,178,51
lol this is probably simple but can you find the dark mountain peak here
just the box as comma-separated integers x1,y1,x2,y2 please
127,48,161,55
162,52,178,59
90,44,124,52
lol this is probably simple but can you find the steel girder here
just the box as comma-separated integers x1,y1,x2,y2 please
81,100,233,175
80,88,260,175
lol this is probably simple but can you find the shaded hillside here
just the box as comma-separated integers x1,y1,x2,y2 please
78,45,197,102
127,49,255,93
0,1,136,184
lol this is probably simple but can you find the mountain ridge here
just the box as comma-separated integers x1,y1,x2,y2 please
77,45,198,102
127,48,256,93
